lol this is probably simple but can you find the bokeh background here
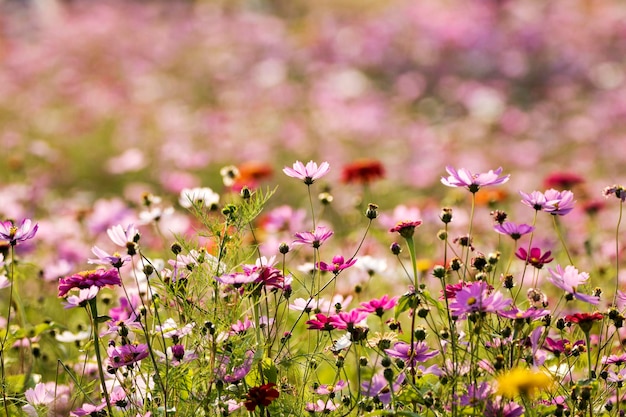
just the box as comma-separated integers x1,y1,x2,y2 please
1,0,625,218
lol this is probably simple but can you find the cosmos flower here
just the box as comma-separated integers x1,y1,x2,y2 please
58,269,122,297
341,159,385,184
449,281,511,316
564,312,604,333
493,222,534,240
70,402,107,417
293,226,333,248
107,224,139,255
63,286,99,309
542,189,576,215
441,166,510,193
244,383,280,411
178,187,220,209
318,255,357,273
520,190,548,211
389,220,422,239
547,265,599,305
495,368,552,398
0,218,38,246
603,184,626,202
88,246,131,268
306,399,340,413
283,160,330,185
515,247,554,269
361,373,405,405
358,295,398,317
385,341,439,368
107,343,150,369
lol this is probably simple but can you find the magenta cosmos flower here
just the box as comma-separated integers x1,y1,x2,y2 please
283,160,330,185
0,218,38,246
389,220,422,239
318,255,357,273
107,343,150,369
359,295,398,317
547,264,599,305
58,268,122,297
293,226,333,248
441,166,510,193
515,247,554,269
543,189,576,215
493,222,534,240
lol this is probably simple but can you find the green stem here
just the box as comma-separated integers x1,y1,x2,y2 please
552,215,573,265
87,299,113,416
614,200,623,306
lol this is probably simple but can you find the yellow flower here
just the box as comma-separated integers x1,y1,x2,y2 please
495,368,553,398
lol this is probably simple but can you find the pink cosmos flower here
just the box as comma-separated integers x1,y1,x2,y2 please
543,189,576,215
88,246,131,268
293,226,333,248
0,218,38,246
306,313,342,331
318,255,357,273
359,295,398,316
58,268,122,297
64,286,99,309
283,160,330,185
389,220,422,239
520,190,548,211
493,222,534,240
71,402,107,417
515,247,554,269
449,281,512,316
334,309,369,330
441,166,509,193
547,264,599,305
107,224,139,255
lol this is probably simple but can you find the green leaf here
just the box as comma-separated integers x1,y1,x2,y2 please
95,315,112,324
395,292,416,320
262,357,278,384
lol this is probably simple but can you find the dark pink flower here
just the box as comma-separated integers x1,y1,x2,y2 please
441,166,509,193
0,218,38,246
389,220,422,239
58,269,122,297
306,313,342,331
283,160,330,185
318,255,357,273
515,247,553,269
449,281,511,316
385,341,439,368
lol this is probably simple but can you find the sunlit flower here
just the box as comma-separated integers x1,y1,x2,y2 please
359,295,398,317
495,368,552,398
283,160,330,185
361,373,405,404
441,166,509,193
64,286,99,309
389,220,422,239
70,402,107,417
293,226,333,248
520,190,548,211
603,184,626,202
88,246,131,268
547,265,599,305
0,218,38,246
306,399,340,413
449,281,511,316
564,312,604,333
484,398,524,417
179,187,220,209
58,268,121,297
107,224,139,255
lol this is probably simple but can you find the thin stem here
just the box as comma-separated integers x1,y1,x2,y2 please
614,200,623,306
552,215,573,265
88,299,113,416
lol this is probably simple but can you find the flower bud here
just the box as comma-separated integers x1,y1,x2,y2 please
365,203,379,220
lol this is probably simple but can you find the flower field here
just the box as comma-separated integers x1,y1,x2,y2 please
2,0,626,416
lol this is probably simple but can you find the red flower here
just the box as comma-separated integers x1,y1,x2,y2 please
341,159,385,184
244,383,280,411
565,312,603,333
389,220,422,239
543,171,584,190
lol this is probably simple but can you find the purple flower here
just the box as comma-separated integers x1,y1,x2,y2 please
293,226,333,248
520,190,548,211
543,189,576,215
515,247,554,269
459,382,492,406
547,264,599,305
361,373,405,404
306,400,340,413
602,354,626,366
484,399,523,417
603,185,626,202
318,255,357,274
283,160,330,185
497,307,550,321
107,343,150,369
441,166,510,193
216,350,254,383
493,222,534,240
385,341,439,368
449,281,512,316
0,218,38,246
58,268,122,297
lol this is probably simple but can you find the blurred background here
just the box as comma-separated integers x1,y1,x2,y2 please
0,0,625,216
